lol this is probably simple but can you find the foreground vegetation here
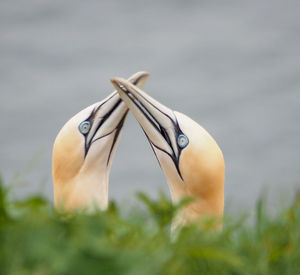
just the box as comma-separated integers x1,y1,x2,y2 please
0,179,300,274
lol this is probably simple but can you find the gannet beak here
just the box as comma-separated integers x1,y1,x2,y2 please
111,77,181,166
83,72,150,161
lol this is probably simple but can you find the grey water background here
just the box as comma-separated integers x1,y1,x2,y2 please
1,0,300,212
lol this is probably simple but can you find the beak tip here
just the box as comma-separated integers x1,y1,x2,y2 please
111,71,150,92
110,77,123,85
139,71,150,77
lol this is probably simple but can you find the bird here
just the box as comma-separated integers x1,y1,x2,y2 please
111,77,225,230
52,72,150,212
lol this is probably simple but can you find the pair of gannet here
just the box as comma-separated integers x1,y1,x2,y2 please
52,71,225,228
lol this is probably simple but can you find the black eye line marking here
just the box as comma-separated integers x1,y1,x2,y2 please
149,116,185,181
81,76,144,158
87,99,122,149
104,76,145,165
93,92,118,114
150,139,184,181
106,110,129,166
124,88,175,148
82,98,122,158
80,112,95,157
118,83,186,181
125,85,175,125
141,127,162,170
91,129,115,144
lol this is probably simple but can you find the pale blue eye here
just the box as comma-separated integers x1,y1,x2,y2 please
177,134,189,148
79,121,91,134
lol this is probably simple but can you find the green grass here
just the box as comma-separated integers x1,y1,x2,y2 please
0,177,300,275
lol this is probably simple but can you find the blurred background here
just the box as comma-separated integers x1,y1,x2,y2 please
1,0,299,212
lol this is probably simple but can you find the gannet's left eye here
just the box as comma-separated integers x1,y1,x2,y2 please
177,134,189,148
79,121,91,134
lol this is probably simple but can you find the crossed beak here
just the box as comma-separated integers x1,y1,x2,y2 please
83,72,150,161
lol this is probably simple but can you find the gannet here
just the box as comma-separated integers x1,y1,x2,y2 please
111,78,225,230
52,72,149,211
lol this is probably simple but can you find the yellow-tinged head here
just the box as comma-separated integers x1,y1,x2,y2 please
111,78,225,228
52,72,149,211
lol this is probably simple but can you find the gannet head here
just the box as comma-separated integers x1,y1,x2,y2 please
111,78,225,228
52,72,149,211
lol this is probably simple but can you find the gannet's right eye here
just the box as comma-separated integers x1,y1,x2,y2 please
79,121,91,135
177,134,189,149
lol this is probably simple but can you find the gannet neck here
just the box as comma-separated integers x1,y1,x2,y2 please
153,113,225,230
155,125,225,228
111,78,225,230
54,168,109,211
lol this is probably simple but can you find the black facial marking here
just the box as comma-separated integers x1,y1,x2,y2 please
80,97,122,158
106,110,129,166
118,83,187,180
80,76,144,159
